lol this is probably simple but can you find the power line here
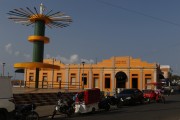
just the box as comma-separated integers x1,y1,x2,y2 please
95,0,180,27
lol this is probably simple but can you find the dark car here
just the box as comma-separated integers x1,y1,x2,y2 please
117,88,144,105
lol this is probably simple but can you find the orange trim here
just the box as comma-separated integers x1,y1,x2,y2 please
28,36,49,44
29,14,52,24
14,62,60,69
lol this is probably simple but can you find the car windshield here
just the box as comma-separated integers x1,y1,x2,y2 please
120,89,134,94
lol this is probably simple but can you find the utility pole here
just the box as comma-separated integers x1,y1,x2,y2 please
82,61,85,90
2,63,5,76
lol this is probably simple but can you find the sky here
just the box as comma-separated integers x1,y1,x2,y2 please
1,0,180,79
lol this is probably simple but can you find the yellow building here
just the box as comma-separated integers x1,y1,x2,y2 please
25,56,163,93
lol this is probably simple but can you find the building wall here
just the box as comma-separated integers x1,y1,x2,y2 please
25,56,159,93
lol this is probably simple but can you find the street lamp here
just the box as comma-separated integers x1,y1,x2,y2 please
2,63,5,76
82,61,85,90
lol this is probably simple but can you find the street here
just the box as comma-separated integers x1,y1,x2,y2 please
40,94,180,120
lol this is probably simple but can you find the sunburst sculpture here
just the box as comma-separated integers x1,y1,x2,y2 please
7,4,72,88
7,3,72,28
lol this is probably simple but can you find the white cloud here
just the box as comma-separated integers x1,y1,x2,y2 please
45,54,95,64
5,43,13,54
45,54,51,59
69,54,79,63
14,51,20,56
5,44,94,64
81,59,94,64
5,43,31,60
23,54,31,60
55,54,79,64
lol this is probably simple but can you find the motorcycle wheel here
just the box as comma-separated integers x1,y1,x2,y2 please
66,110,72,117
67,112,72,117
156,96,160,103
68,107,75,117
25,111,39,120
0,110,7,120
117,101,123,108
161,97,165,104
91,107,96,113
51,110,57,119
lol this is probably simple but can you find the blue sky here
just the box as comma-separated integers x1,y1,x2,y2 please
1,0,180,79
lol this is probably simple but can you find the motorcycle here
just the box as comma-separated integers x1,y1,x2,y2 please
145,82,166,104
14,103,39,120
106,95,123,108
51,98,75,119
98,98,110,111
155,89,165,104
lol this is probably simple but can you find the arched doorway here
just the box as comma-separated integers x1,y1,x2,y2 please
115,71,127,88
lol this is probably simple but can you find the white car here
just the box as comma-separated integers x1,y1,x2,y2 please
0,76,15,120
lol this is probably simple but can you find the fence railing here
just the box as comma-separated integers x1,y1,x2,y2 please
12,80,82,90
11,80,24,87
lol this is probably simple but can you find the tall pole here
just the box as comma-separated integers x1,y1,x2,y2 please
52,58,54,88
2,63,5,76
8,3,72,89
82,61,85,90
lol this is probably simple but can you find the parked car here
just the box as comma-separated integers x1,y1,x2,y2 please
117,88,144,105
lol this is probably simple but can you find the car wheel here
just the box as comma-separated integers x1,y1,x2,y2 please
91,107,96,113
105,104,110,111
140,98,145,104
117,101,123,108
130,99,136,106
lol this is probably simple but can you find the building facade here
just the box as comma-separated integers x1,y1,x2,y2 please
25,56,163,93
160,65,171,79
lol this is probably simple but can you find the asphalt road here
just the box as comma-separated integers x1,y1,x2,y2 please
40,94,180,120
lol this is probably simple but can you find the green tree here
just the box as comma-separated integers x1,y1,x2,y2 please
171,74,180,81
